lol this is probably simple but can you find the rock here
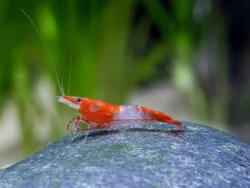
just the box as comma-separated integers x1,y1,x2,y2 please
0,122,250,187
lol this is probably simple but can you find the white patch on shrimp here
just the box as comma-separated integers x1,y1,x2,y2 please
89,103,102,112
111,105,152,128
113,105,150,120
58,97,80,110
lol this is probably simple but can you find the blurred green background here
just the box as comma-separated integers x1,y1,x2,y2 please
0,0,249,167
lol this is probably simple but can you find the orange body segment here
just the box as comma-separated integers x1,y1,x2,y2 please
140,107,182,127
140,107,169,122
78,98,114,125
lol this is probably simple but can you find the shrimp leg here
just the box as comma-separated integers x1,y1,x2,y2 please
68,117,97,134
66,116,81,130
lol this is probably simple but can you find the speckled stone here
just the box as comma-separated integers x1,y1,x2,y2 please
0,122,250,187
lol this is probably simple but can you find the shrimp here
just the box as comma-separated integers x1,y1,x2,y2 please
21,9,186,135
58,96,186,134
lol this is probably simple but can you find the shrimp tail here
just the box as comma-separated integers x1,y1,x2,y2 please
141,107,186,130
166,119,186,130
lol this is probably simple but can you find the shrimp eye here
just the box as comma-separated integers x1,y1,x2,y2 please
76,98,82,103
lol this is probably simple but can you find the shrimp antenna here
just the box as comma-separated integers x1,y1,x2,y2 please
61,59,64,96
21,9,64,96
68,46,73,96
41,96,58,103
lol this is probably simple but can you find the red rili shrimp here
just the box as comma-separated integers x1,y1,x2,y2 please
22,9,186,134
58,96,186,133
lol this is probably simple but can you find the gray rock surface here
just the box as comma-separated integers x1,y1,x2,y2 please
0,122,250,187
